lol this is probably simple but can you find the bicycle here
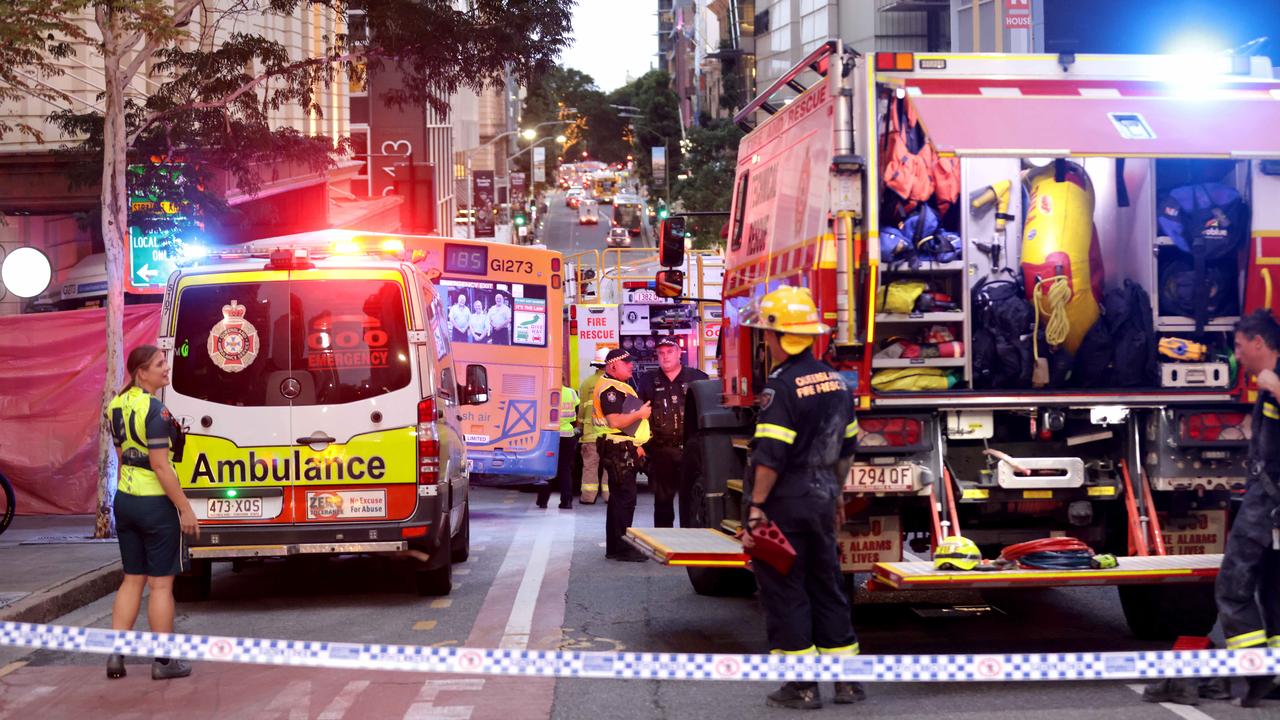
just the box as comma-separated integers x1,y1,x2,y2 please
0,469,13,536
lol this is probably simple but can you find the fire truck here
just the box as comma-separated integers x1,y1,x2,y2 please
564,247,723,386
625,41,1280,639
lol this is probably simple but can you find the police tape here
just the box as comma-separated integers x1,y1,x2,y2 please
2,620,1277,682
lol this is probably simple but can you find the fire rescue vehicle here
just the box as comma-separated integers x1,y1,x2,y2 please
625,41,1280,639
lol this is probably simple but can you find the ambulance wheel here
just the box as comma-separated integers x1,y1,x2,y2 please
687,566,757,598
450,500,470,563
415,520,453,596
1118,583,1216,640
174,560,212,602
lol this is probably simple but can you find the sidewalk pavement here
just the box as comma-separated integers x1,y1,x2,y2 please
0,515,122,624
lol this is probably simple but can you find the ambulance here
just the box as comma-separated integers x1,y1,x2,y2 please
160,245,487,598
627,41,1280,640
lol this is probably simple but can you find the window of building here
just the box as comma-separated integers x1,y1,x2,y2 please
771,0,790,28
800,8,827,44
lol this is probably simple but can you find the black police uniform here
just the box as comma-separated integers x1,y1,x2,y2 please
750,351,860,657
638,363,708,528
1217,363,1280,654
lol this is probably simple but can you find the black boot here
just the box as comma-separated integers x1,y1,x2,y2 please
1199,677,1232,700
106,654,126,679
766,682,822,710
1142,678,1199,705
833,681,866,704
1235,676,1277,708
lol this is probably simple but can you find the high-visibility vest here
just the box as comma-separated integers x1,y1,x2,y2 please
106,387,166,496
559,386,579,437
578,371,606,441
592,376,651,445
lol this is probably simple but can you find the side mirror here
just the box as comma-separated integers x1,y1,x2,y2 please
655,269,684,299
462,364,489,405
658,216,686,267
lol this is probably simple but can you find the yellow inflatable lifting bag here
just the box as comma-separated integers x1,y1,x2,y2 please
871,367,955,392
876,280,928,315
1020,162,1103,354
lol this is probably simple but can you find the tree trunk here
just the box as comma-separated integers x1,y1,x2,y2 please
94,18,127,539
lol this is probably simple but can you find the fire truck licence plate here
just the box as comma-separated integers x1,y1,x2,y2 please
846,465,915,493
207,498,263,519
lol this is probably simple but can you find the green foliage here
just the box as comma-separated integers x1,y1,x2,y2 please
672,119,742,250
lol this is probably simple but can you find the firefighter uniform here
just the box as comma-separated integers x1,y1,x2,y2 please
578,354,610,503
1217,369,1280,657
638,356,708,528
741,285,863,709
750,352,860,658
537,386,579,509
106,386,187,577
594,353,651,560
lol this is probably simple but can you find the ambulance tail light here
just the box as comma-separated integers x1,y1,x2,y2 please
1177,410,1249,447
856,416,926,454
417,398,440,485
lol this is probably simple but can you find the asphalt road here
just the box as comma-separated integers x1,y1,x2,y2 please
535,190,651,258
0,486,1268,720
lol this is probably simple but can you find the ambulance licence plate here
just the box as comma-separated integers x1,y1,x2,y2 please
207,498,263,519
846,465,915,493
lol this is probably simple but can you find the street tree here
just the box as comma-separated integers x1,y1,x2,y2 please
610,70,680,193
0,1,90,142
8,0,573,536
672,119,742,249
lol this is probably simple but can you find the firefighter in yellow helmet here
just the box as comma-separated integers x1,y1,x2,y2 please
739,285,864,709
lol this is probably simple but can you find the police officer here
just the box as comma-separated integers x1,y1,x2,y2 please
1220,310,1280,707
578,347,611,504
594,348,651,562
638,337,708,527
104,344,200,681
739,286,864,710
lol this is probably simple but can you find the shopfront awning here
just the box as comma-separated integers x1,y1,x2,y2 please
897,77,1280,159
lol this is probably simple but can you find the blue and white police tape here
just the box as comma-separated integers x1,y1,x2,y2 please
2,621,1277,682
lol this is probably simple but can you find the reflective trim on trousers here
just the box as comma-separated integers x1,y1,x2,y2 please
844,420,859,439
1225,629,1267,649
1269,636,1280,649
770,645,818,656
817,643,860,656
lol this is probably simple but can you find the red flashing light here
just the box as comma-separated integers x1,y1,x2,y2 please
875,52,915,72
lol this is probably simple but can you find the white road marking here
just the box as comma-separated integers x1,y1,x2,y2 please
317,680,370,720
1125,683,1221,720
403,678,483,720
257,679,311,720
500,513,571,650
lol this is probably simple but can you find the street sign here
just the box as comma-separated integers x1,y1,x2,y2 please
1004,0,1031,28
127,228,180,291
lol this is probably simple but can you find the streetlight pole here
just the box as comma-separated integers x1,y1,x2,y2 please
459,120,574,239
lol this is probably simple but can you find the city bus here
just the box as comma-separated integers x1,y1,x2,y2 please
590,171,621,203
239,230,565,484
611,194,646,236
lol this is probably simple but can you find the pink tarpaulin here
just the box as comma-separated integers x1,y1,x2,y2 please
0,305,162,514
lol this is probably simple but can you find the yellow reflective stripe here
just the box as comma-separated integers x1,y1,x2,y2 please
1226,630,1267,649
844,420,860,439
817,643,860,656
770,645,818,655
1269,636,1280,649
1265,403,1280,420
755,423,797,444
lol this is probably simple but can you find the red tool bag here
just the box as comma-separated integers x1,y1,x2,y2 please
747,521,798,575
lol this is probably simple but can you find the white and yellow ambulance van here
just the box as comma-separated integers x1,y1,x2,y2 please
159,246,487,597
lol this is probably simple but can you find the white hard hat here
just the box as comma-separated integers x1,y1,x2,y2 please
591,346,613,367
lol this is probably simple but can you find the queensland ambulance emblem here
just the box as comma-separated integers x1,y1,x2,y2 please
207,300,259,372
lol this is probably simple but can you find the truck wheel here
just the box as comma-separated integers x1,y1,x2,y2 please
415,519,453,596
174,560,212,602
1118,584,1216,640
450,500,470,563
686,566,758,597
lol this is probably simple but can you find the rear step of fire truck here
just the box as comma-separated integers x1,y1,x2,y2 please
627,457,1221,592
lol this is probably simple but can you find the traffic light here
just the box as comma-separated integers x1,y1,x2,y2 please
657,201,669,220
513,212,527,227
658,216,685,267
